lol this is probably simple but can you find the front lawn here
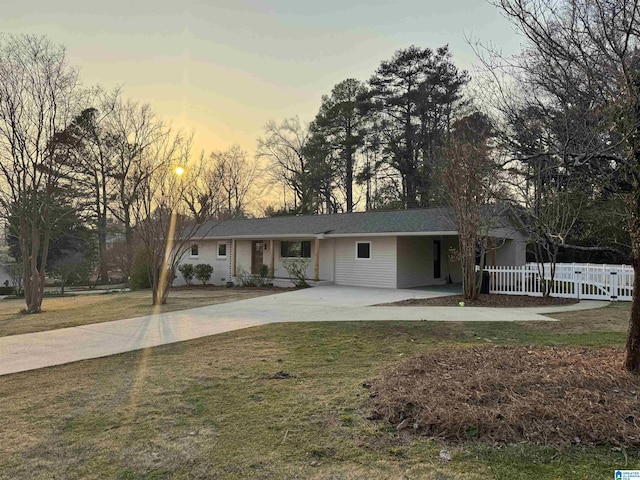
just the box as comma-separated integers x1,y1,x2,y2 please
0,287,279,337
0,302,636,479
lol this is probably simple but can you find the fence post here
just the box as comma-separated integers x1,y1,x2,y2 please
610,271,618,302
574,268,581,300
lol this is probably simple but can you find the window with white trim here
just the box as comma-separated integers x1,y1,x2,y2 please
217,241,227,258
190,244,199,258
356,242,371,259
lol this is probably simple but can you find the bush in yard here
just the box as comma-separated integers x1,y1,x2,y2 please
7,263,24,296
236,266,256,287
178,263,195,286
259,264,271,281
282,258,310,288
0,286,15,295
235,266,272,287
50,258,91,295
254,264,272,287
129,247,152,290
194,264,213,285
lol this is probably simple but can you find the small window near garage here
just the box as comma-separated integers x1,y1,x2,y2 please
356,242,371,259
190,244,199,258
217,241,227,258
280,241,311,258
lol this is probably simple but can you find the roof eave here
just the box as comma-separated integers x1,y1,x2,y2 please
195,231,460,240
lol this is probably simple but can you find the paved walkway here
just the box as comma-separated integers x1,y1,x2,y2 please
0,285,608,376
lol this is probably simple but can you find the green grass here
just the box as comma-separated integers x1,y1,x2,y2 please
0,303,637,479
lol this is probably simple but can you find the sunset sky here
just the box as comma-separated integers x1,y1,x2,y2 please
2,0,520,157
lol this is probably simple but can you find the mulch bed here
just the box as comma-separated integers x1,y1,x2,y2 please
381,294,578,308
367,346,640,446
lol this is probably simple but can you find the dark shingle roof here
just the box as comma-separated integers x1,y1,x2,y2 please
192,208,467,239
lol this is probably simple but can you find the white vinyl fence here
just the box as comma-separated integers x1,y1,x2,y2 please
484,263,634,301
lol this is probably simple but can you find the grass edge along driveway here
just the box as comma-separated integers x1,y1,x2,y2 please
0,287,281,337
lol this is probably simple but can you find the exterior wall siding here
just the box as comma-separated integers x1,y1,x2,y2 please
488,227,527,267
271,239,335,281
173,232,524,289
334,236,397,288
396,237,434,288
234,240,253,276
494,238,527,266
173,240,231,286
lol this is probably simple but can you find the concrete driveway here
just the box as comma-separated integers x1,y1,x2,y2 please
0,285,606,376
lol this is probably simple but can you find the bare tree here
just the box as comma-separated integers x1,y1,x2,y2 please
491,0,640,371
65,88,120,281
209,144,262,219
506,158,584,295
0,35,80,313
256,117,318,213
132,136,215,305
107,99,167,271
108,100,165,243
444,113,497,300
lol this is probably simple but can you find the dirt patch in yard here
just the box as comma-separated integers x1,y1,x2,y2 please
368,345,640,447
381,294,579,308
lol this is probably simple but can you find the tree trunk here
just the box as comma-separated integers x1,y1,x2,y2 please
21,218,45,314
625,253,640,372
152,269,162,305
473,239,487,301
625,199,640,372
24,267,45,313
346,130,353,212
123,206,134,275
151,266,172,306
98,208,108,283
405,175,419,209
98,222,108,283
152,283,170,305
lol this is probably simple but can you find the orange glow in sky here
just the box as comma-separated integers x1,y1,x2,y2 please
1,0,519,158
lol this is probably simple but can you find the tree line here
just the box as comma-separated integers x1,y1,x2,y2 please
258,45,469,214
0,34,262,312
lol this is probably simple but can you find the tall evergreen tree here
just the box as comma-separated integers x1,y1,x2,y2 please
367,45,469,208
307,79,369,212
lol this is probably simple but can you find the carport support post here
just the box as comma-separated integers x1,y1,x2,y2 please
269,240,275,278
314,237,320,282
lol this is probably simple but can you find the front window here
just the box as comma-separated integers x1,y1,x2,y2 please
190,244,199,257
217,242,227,258
280,241,311,258
356,242,371,259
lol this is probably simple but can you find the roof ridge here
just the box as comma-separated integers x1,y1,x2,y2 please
218,206,452,224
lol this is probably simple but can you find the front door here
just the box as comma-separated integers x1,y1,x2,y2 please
251,241,264,274
433,240,441,279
